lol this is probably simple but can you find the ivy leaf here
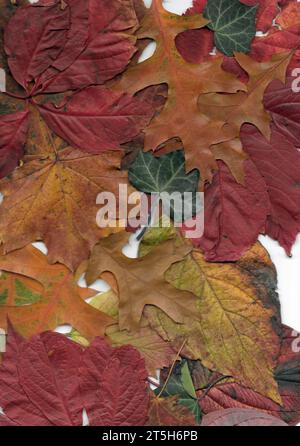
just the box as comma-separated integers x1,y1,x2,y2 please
128,150,201,222
156,360,201,423
204,0,257,56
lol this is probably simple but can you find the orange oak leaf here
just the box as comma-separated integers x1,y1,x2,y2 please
0,109,129,271
0,245,114,339
115,0,246,181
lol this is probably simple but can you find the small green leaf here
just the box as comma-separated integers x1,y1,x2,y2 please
155,360,202,423
128,150,200,222
204,0,257,56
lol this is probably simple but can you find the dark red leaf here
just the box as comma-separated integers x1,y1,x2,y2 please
80,338,149,426
38,86,155,153
176,29,214,64
4,1,70,92
0,324,149,426
241,124,300,256
0,110,28,178
264,78,300,147
197,160,269,262
250,26,300,62
37,0,137,93
201,408,288,426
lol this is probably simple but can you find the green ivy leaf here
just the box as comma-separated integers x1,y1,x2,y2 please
155,360,202,423
128,150,200,223
204,0,257,56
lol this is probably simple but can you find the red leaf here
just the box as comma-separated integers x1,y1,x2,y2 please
4,1,70,92
241,0,280,32
0,110,28,178
241,124,300,256
186,0,207,14
201,408,288,426
0,325,149,426
197,160,269,262
37,0,137,93
38,86,155,153
80,338,149,426
264,78,300,147
176,29,214,64
250,26,300,62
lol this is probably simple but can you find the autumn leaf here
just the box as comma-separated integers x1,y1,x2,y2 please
145,241,282,403
0,108,132,270
146,396,196,426
69,289,175,376
0,325,149,426
115,0,246,181
201,408,288,426
197,160,269,262
86,231,198,331
241,124,300,256
203,0,257,56
0,245,113,339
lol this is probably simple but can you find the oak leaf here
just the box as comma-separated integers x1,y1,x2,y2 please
69,289,175,376
115,0,246,181
85,231,198,331
145,242,282,403
0,245,113,339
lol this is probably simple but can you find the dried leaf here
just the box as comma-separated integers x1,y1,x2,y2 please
201,408,288,426
147,396,196,426
0,245,113,339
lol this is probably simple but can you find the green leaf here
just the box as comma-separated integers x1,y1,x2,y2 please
204,0,257,56
155,360,201,423
128,150,200,222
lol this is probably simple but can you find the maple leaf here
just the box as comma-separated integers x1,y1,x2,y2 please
0,108,133,270
0,245,113,339
144,241,282,403
115,0,246,181
146,396,197,426
38,86,154,154
201,408,288,426
203,0,257,56
0,325,149,426
85,231,198,331
68,289,175,376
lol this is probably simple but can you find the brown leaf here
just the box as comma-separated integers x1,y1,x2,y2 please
86,232,197,331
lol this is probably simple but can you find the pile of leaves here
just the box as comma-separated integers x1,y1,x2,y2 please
0,0,300,426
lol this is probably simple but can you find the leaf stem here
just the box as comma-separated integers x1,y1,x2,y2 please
157,338,187,399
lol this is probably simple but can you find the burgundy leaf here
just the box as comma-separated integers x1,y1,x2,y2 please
197,160,269,262
4,1,69,92
201,408,288,426
241,124,300,256
176,28,214,64
80,338,149,426
0,110,28,178
38,86,155,153
264,78,300,147
37,0,137,93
